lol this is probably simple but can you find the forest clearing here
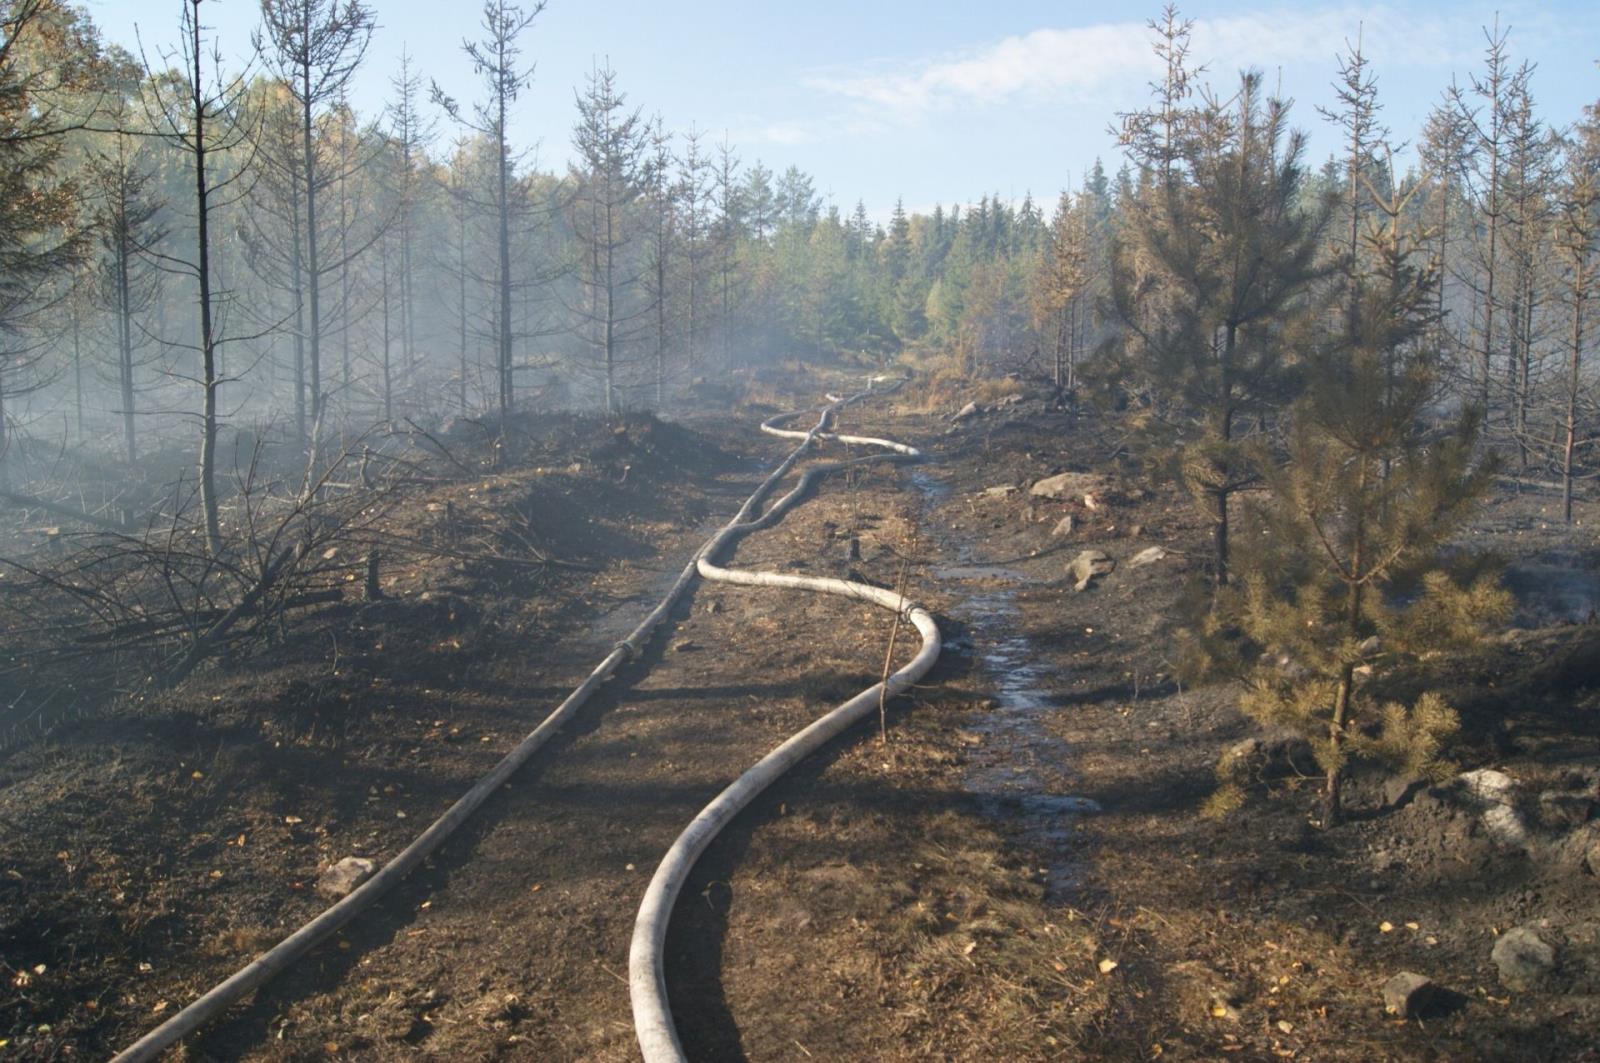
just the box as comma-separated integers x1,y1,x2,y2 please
2,0,1599,1059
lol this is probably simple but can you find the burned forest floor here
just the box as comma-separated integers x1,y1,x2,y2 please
2,364,1599,1061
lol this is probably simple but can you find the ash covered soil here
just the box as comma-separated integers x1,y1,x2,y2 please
2,366,1598,1060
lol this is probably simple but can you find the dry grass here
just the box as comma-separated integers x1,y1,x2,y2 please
912,360,1027,414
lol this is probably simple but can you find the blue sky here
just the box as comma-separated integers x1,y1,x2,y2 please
90,1,1600,219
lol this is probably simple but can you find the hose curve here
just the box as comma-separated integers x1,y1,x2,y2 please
629,383,940,1062
112,379,908,1063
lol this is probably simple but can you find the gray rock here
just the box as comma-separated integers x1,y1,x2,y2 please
1127,546,1169,569
1219,731,1316,784
1359,635,1383,658
1383,775,1425,810
1482,804,1530,848
1491,926,1557,990
1383,972,1442,1018
316,856,377,900
953,401,980,421
981,485,1017,499
1456,768,1517,806
1067,549,1115,592
1051,514,1075,537
1029,470,1107,502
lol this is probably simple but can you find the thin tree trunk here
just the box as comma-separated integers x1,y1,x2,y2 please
1323,463,1369,828
458,203,469,411
300,48,323,439
193,12,222,558
496,54,512,414
117,235,137,463
381,239,393,423
289,167,307,443
1566,261,1586,524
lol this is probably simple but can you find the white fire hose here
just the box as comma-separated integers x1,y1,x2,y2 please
113,378,929,1062
629,381,940,1062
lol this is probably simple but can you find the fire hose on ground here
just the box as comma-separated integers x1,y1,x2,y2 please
114,377,936,1062
629,384,940,1062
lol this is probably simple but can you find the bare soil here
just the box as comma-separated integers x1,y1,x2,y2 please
1,368,1597,1061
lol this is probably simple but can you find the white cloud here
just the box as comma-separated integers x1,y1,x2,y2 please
809,6,1464,119
743,122,817,146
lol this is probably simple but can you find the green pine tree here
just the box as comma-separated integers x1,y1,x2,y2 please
1108,71,1334,591
1226,170,1510,826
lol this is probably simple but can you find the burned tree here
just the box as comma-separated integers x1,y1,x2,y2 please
432,0,546,415
569,61,648,414
88,129,167,465
138,0,258,556
254,0,376,438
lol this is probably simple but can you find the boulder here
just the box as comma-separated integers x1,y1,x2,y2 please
1482,804,1530,848
1456,768,1517,806
316,856,377,900
952,401,980,422
1491,926,1557,991
1383,972,1443,1018
1127,546,1169,569
1067,549,1115,592
1029,471,1107,502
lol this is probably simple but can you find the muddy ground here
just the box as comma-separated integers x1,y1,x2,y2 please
2,366,1598,1060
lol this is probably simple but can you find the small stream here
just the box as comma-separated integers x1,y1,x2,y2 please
911,469,1099,899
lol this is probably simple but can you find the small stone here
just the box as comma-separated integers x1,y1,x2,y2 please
1218,731,1316,784
1359,635,1383,657
1067,549,1115,592
1127,546,1168,569
316,857,377,900
952,401,979,421
1383,775,1425,810
704,599,724,615
1029,471,1107,502
671,640,700,653
1491,926,1557,991
1383,972,1442,1018
1051,515,1075,537
982,485,1017,499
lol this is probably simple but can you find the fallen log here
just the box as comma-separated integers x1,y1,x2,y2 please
0,488,130,533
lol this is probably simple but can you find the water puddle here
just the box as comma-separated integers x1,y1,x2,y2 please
932,563,1027,583
912,468,1099,900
